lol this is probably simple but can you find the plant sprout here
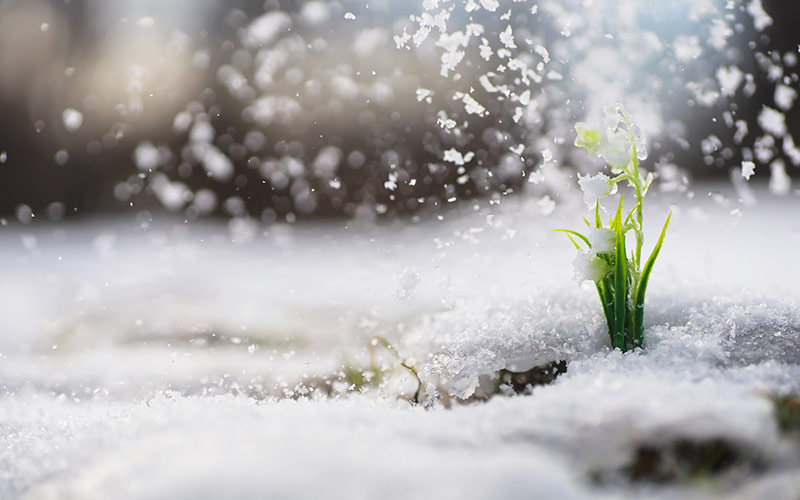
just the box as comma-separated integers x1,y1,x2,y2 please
558,103,672,352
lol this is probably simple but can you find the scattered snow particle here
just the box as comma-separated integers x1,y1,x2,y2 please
244,11,291,48
717,66,743,97
733,120,749,144
300,1,331,26
686,81,720,107
534,45,550,63
134,141,160,171
479,74,498,93
537,195,555,215
190,120,215,144
783,135,800,166
199,145,235,181
62,108,83,132
741,161,755,180
479,0,499,12
394,29,411,49
312,146,342,176
774,85,797,111
384,172,398,191
754,135,776,164
701,135,722,155
674,35,702,62
457,93,487,116
499,25,516,49
479,39,493,60
758,106,787,137
436,111,457,130
708,19,732,50
54,150,69,166
747,0,773,32
344,12,356,20
0,151,6,164
769,159,791,195
150,174,190,212
527,169,545,184
416,88,433,102
743,73,757,97
443,148,475,165
440,50,465,77
191,189,217,216
173,111,193,133
16,204,33,224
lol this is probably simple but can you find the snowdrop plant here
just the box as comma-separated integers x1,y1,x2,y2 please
558,103,671,352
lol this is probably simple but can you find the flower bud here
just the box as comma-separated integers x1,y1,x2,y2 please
574,123,603,155
588,227,616,254
577,173,618,209
573,252,611,283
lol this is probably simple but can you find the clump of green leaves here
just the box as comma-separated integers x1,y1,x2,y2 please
558,103,671,352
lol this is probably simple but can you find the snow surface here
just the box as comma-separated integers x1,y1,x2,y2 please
1,185,799,499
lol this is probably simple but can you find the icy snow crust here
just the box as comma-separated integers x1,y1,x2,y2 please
1,187,799,499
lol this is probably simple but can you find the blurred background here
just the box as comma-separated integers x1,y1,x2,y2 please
0,0,797,222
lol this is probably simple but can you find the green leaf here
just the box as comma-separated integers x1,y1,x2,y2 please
595,281,614,338
613,201,627,350
632,212,672,347
624,201,642,228
554,229,590,249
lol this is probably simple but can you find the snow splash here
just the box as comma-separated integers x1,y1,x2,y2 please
110,0,798,224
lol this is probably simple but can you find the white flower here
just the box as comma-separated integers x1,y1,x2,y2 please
577,173,618,208
574,123,603,155
573,252,611,283
599,102,646,168
599,128,632,172
588,227,615,254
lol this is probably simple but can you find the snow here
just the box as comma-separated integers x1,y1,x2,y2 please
61,108,84,132
758,106,787,138
741,161,756,180
479,0,499,12
577,173,617,208
1,186,798,499
774,85,797,112
747,0,773,32
243,11,291,48
2,0,800,495
133,141,160,171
